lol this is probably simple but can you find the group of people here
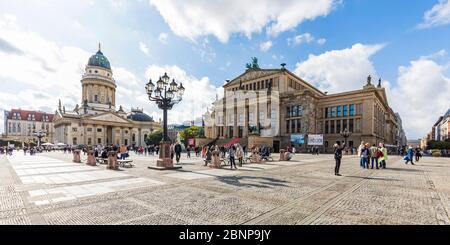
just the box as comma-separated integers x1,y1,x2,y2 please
332,141,389,176
0,146,14,155
202,144,245,169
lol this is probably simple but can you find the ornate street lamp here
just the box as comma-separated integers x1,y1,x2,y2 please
33,130,47,147
146,73,185,170
340,128,351,147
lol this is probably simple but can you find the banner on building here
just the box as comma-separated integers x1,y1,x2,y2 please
188,138,195,146
290,134,305,145
308,134,324,146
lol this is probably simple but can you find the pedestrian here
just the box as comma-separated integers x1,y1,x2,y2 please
357,141,365,168
228,145,237,169
360,143,370,169
404,146,415,165
379,143,388,169
186,145,191,158
292,146,296,155
170,144,175,161
333,143,345,176
370,144,379,169
174,142,182,164
415,146,421,162
236,144,243,167
119,144,127,160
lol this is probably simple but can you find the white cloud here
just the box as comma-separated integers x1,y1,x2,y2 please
288,33,314,46
144,65,222,124
418,0,450,29
158,32,169,44
317,38,327,45
288,33,326,46
149,0,339,43
388,56,450,139
294,43,385,93
139,41,150,55
259,41,273,52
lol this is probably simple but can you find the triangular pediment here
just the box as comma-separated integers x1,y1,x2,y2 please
224,69,282,88
87,112,131,123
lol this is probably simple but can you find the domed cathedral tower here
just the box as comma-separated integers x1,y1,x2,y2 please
53,43,161,147
81,43,116,114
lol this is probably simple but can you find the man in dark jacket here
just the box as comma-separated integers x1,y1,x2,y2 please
334,143,345,176
174,142,182,164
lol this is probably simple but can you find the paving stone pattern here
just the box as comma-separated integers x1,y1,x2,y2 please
0,151,449,225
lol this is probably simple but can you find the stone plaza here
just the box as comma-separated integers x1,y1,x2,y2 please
0,152,449,225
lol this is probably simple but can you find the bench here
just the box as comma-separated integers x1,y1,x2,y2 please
118,159,134,168
96,158,108,165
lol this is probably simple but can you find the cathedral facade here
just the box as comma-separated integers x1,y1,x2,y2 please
53,45,160,146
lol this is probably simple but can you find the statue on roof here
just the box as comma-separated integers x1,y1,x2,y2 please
367,75,372,85
377,78,382,88
246,57,260,69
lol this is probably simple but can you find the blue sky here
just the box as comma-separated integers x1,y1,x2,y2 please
0,0,449,139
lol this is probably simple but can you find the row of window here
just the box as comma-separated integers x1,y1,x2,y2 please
8,123,50,134
286,119,302,133
286,105,303,118
11,113,50,122
324,119,360,134
230,78,275,91
88,70,110,77
325,104,356,118
288,78,304,90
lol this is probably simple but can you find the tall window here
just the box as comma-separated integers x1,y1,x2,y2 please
286,120,290,133
343,105,348,117
94,95,98,102
292,106,298,117
331,107,337,118
337,106,342,117
349,104,355,116
330,120,335,134
325,121,329,134
349,119,354,132
291,119,295,133
286,107,291,118
343,119,348,131
337,120,341,133
12,123,16,133
296,119,301,133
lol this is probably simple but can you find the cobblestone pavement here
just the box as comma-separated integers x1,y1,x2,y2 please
0,151,449,225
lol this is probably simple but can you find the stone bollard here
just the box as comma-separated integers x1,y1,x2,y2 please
107,151,118,170
72,149,81,163
86,150,96,166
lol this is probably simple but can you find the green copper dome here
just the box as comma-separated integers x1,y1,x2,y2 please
88,47,111,70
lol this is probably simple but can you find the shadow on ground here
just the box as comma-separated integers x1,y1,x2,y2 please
215,175,289,188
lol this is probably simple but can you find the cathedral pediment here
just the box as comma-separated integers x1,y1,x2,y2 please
86,112,131,123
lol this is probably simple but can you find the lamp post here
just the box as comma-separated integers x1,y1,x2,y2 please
146,73,185,170
340,128,351,147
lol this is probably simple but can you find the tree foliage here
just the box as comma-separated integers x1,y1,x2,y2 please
145,130,163,145
179,126,204,145
427,140,450,150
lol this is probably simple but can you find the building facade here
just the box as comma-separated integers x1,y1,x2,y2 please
3,109,54,143
204,62,403,152
53,45,160,146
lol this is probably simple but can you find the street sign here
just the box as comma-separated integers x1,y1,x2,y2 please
308,134,324,145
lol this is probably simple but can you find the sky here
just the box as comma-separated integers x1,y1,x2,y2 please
0,0,449,140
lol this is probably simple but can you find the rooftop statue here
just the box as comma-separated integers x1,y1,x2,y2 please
246,57,260,69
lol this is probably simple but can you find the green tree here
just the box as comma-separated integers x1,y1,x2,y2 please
145,130,163,145
179,126,204,145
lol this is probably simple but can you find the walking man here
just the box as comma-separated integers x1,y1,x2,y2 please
334,143,345,176
174,142,182,164
228,145,237,170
